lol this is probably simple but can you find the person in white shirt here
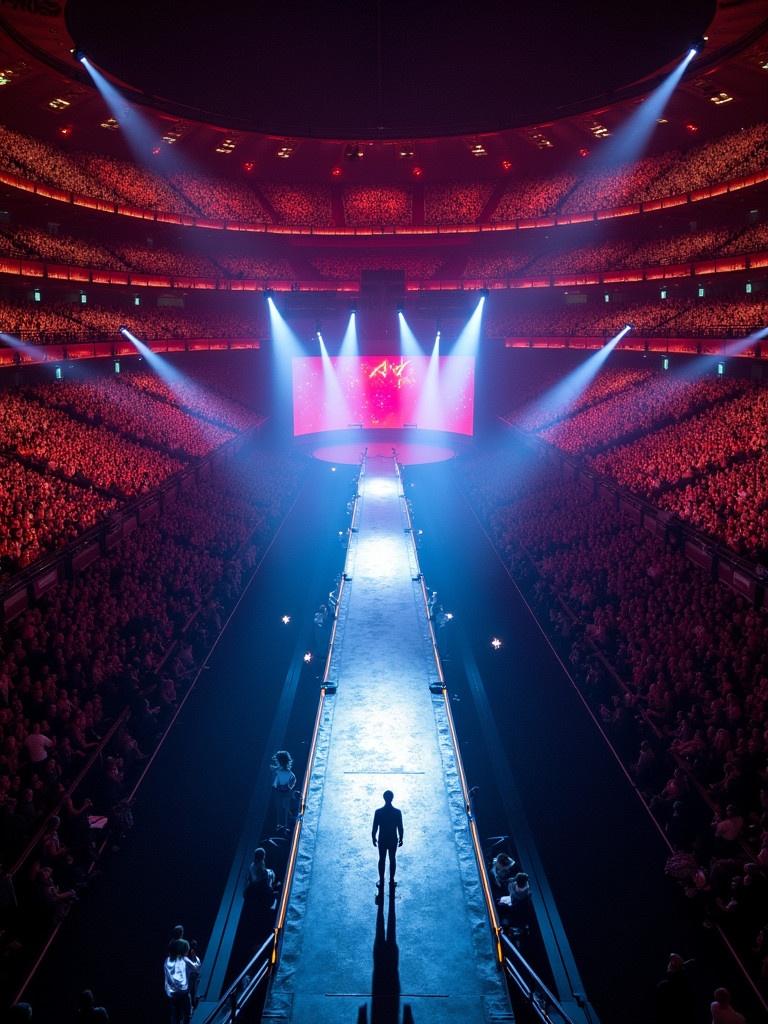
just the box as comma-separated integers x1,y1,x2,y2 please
163,949,200,1024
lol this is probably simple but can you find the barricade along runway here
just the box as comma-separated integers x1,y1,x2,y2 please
264,457,511,1023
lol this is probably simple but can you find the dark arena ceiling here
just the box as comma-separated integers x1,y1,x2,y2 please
65,0,717,139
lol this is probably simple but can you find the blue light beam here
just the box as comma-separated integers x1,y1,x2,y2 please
524,325,632,426
80,57,163,163
452,295,485,358
398,312,423,358
677,326,768,379
318,336,351,431
414,330,442,430
339,312,359,358
591,48,697,169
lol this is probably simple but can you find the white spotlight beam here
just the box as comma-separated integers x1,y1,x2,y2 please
398,312,422,358
523,325,632,426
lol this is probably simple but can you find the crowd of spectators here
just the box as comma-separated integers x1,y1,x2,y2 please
0,372,263,580
514,367,653,432
6,215,764,288
342,186,412,227
486,299,682,339
9,214,763,284
0,456,117,576
635,124,768,203
510,367,768,557
463,443,768,989
215,254,295,280
463,250,532,279
308,253,445,280
122,372,263,432
0,389,181,495
114,243,217,278
656,451,768,558
0,298,269,345
79,155,198,216
560,152,677,214
723,221,768,256
169,171,270,223
1,122,766,231
0,299,81,340
490,172,575,222
0,442,304,990
669,299,768,336
590,383,766,491
259,183,333,226
10,228,126,271
526,237,637,277
536,374,741,454
423,182,493,225
31,380,235,458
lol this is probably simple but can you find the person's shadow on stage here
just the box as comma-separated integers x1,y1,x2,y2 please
356,893,414,1024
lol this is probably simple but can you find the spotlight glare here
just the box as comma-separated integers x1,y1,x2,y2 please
303,652,313,664
491,637,503,650
281,615,291,625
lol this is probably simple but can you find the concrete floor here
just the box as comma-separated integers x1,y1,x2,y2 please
264,457,511,1023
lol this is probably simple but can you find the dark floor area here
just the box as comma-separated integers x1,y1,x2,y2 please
406,454,762,1024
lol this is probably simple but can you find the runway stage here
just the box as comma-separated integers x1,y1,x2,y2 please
263,456,511,1022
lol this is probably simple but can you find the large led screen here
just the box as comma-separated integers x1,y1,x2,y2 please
292,355,475,436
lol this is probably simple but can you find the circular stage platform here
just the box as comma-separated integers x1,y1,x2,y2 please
296,430,469,466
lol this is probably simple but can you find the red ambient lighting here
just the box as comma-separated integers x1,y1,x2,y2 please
412,165,423,178
242,161,255,172
686,122,699,133
501,159,512,172
578,147,590,157
331,165,342,177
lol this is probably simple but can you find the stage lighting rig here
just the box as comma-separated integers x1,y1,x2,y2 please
688,37,706,59
345,143,365,160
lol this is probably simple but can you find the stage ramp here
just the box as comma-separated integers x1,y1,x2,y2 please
263,455,512,1023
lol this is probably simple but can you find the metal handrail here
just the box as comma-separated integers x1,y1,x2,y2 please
501,934,578,1024
199,933,275,1024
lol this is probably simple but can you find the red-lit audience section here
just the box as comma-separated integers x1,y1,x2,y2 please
1,121,767,231
0,441,302,971
508,368,768,557
466,442,768,987
0,373,262,575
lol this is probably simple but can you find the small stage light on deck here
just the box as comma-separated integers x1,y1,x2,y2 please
330,466,337,472
281,615,291,625
303,652,313,663
491,637,503,650
445,612,454,621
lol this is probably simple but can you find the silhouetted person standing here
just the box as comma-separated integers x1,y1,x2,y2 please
372,790,403,892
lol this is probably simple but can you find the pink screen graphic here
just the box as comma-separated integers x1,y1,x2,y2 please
292,355,475,436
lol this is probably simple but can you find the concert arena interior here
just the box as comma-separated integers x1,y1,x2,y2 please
2,1,768,1022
